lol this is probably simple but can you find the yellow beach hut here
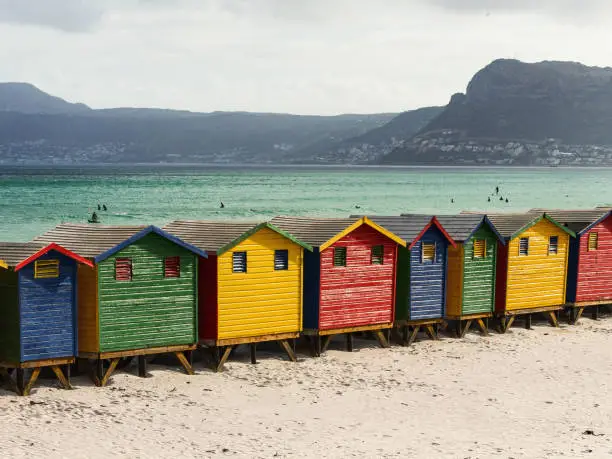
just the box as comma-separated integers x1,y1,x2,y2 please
163,220,312,371
487,213,575,332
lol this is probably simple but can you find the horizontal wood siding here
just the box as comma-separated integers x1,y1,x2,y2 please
462,226,497,315
302,248,321,330
77,264,99,354
506,220,569,311
18,251,77,361
198,255,218,342
98,233,197,353
0,268,20,363
576,217,612,303
217,228,302,340
319,225,396,330
409,227,447,320
445,244,464,317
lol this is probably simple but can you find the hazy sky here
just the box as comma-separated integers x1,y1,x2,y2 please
1,0,611,114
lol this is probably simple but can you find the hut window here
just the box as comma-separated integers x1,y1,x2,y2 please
548,236,559,255
371,245,384,265
588,232,599,251
333,247,347,267
115,258,132,281
422,242,436,263
519,238,529,256
473,240,486,259
164,256,180,278
34,260,60,279
233,252,247,273
274,250,289,271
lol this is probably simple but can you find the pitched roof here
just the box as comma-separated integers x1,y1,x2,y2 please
529,208,611,234
433,214,504,243
0,242,93,270
358,214,456,248
486,213,575,240
33,223,207,262
269,216,361,248
163,220,313,255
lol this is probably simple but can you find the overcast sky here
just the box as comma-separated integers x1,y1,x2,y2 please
0,0,611,115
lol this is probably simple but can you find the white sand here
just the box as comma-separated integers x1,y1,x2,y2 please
1,316,612,458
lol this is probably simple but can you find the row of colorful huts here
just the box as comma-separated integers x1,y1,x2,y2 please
0,208,610,394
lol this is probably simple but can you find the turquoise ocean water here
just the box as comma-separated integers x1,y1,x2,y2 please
1,165,611,242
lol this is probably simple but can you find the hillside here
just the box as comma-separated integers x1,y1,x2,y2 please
382,59,612,166
0,83,396,164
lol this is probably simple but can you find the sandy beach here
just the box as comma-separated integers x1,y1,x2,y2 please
1,314,611,458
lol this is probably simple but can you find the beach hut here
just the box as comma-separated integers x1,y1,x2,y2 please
270,216,406,356
433,214,504,337
486,213,575,332
530,209,612,323
34,224,206,386
0,242,92,395
364,215,456,345
163,220,312,371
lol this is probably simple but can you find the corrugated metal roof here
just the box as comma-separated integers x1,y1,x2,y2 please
0,242,46,267
33,223,147,258
163,220,264,254
529,208,611,233
432,214,486,242
358,215,433,243
485,213,542,239
270,216,360,248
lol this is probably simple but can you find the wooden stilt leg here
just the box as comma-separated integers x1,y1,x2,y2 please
98,358,120,387
50,366,71,389
407,326,420,345
321,336,332,353
575,307,584,323
374,330,390,348
461,320,472,338
505,316,516,331
15,369,25,395
175,352,195,375
313,336,322,357
279,340,297,362
425,325,438,341
65,364,71,385
455,321,462,338
250,344,257,364
548,311,559,328
592,306,599,321
137,355,147,378
94,358,104,385
346,333,354,352
525,314,532,330
401,327,409,346
215,346,233,372
21,368,41,396
476,319,489,336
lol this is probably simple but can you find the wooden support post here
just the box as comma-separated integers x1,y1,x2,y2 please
407,326,420,345
548,311,559,328
461,320,473,338
215,346,233,372
94,358,104,385
312,336,322,357
592,306,599,321
16,368,25,395
425,325,438,341
321,336,332,353
98,358,120,387
250,344,257,364
175,352,195,375
346,333,354,352
455,321,462,338
137,355,147,378
374,330,390,348
51,366,71,389
279,340,297,362
476,319,489,336
21,368,41,396
525,314,532,330
401,326,409,346
65,364,71,385
574,307,584,324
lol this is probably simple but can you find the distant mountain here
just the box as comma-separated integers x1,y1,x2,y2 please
0,82,90,114
288,106,443,163
382,59,612,166
0,83,396,164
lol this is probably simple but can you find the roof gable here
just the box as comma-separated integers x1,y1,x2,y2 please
362,215,456,249
0,242,94,270
488,213,576,240
319,217,406,251
529,208,612,235
434,214,505,245
217,222,313,254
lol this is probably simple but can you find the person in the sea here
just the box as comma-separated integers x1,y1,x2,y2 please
90,211,99,223
102,204,107,211
220,201,225,209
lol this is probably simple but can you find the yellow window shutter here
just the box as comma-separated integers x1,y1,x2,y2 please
588,232,598,251
473,239,486,259
422,242,435,262
34,260,60,279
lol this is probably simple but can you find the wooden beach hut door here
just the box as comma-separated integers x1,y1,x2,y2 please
410,233,447,320
18,253,77,362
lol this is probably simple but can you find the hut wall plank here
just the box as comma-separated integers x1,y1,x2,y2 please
217,228,302,340
97,233,197,353
77,264,99,353
505,220,569,311
318,225,396,330
445,244,464,317
0,267,20,363
198,254,218,342
18,251,76,361
575,216,612,303
408,226,447,320
461,225,498,315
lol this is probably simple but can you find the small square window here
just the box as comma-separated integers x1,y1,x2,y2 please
371,245,384,265
164,256,180,278
333,247,347,267
473,240,486,259
115,258,132,281
34,259,59,279
274,250,288,271
548,236,559,255
588,232,598,251
233,252,247,273
519,238,529,256
422,242,436,262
